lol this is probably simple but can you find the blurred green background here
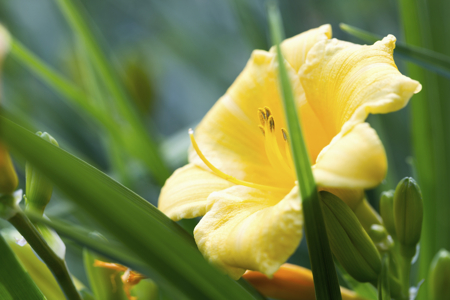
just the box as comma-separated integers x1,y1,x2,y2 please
0,0,415,290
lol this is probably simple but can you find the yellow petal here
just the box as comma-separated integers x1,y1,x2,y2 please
188,50,303,190
300,35,421,138
271,24,332,74
194,186,302,279
158,164,233,221
243,263,368,300
313,123,387,189
189,29,332,182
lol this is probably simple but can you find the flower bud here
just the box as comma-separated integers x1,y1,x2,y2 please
429,249,450,300
320,191,381,282
368,224,388,244
379,190,396,238
393,177,423,258
25,132,59,215
0,144,18,194
368,224,393,253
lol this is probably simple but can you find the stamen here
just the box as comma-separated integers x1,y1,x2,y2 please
268,116,275,132
263,117,294,176
258,108,266,126
189,129,285,192
281,128,288,141
258,125,265,136
264,106,272,118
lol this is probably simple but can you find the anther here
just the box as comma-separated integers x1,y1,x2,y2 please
268,116,275,132
281,128,288,141
264,107,272,118
258,108,266,125
258,125,265,136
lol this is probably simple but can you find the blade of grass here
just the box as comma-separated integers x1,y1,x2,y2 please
0,116,265,300
267,2,342,300
53,0,171,184
0,233,46,300
4,230,67,300
339,23,450,79
397,1,450,300
74,38,133,187
9,39,113,129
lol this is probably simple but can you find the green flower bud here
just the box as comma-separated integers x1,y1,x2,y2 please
0,144,18,194
379,190,396,238
320,191,381,282
369,224,388,243
25,132,59,215
393,177,423,258
429,249,450,300
369,224,393,253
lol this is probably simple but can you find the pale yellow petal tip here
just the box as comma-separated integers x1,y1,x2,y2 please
250,49,272,66
374,34,397,52
318,24,333,39
0,24,11,58
414,82,423,94
313,123,387,190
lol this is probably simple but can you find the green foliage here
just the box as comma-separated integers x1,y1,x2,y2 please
268,2,342,299
0,116,265,300
0,233,46,300
377,255,390,300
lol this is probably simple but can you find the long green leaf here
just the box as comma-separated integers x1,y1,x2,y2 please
267,3,342,300
339,23,450,79
396,1,450,299
0,233,46,300
9,39,112,129
0,116,264,300
52,0,171,185
4,230,66,300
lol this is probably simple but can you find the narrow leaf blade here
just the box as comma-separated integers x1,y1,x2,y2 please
267,2,342,299
0,233,46,300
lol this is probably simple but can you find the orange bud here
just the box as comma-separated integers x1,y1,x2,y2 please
243,263,367,300
94,260,146,300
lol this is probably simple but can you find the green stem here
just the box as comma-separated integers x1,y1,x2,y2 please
399,255,412,300
354,199,382,232
8,211,82,300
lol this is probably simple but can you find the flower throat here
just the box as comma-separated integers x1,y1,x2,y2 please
189,106,295,192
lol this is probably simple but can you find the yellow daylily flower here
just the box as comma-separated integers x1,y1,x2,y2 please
158,24,421,279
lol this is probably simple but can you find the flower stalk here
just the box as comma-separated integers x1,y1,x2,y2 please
267,2,342,299
7,208,81,300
